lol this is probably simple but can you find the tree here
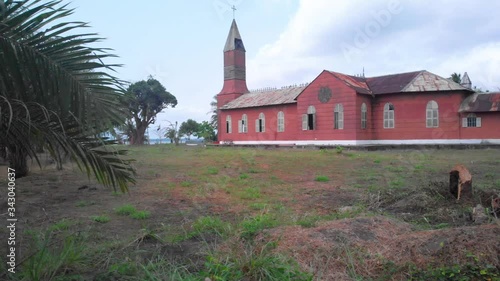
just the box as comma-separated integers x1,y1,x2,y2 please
209,95,218,128
198,121,217,142
450,73,462,84
122,77,177,145
179,119,200,140
0,0,135,191
165,121,180,145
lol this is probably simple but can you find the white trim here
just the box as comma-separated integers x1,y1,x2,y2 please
228,139,500,146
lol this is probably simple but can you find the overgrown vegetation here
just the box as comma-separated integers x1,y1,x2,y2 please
2,146,499,280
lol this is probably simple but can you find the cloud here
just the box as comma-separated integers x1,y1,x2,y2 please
248,0,500,90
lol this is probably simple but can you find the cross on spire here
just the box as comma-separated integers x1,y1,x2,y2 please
231,5,237,19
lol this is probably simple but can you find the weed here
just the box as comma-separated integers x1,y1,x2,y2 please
92,215,110,223
241,187,261,200
389,178,406,188
49,219,73,232
373,159,382,164
240,214,278,239
249,203,268,210
336,146,344,154
180,181,193,187
207,167,219,175
495,180,500,189
248,167,260,173
484,172,495,179
239,173,249,180
130,210,151,220
202,241,312,281
315,175,330,182
18,231,87,280
115,204,137,216
192,216,230,237
76,200,95,207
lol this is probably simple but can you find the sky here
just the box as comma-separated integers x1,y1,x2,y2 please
66,0,500,132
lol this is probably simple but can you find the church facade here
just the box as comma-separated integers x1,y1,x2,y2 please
216,20,500,146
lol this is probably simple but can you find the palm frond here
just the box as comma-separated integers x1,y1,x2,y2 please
0,0,135,191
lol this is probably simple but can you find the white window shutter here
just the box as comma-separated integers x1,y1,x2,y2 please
312,114,316,130
462,118,467,128
476,117,481,127
238,120,242,133
262,118,265,132
255,119,259,132
302,114,307,130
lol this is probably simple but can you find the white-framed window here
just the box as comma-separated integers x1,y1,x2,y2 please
238,114,248,133
226,115,232,133
302,106,316,130
334,104,344,129
277,111,285,132
426,100,439,128
462,113,481,128
256,112,265,132
361,103,367,129
383,103,395,129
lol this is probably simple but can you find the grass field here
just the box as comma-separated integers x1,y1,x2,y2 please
1,145,499,280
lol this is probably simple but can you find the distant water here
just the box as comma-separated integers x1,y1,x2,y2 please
147,138,204,145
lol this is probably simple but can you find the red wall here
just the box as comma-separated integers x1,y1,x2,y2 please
295,71,358,140
356,94,374,140
372,92,466,140
218,104,297,142
459,112,500,139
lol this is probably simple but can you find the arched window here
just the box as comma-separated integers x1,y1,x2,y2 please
238,114,248,133
256,112,265,132
303,106,316,130
334,104,344,129
462,113,481,128
383,103,395,129
426,100,439,128
226,115,232,133
277,111,285,132
361,103,367,129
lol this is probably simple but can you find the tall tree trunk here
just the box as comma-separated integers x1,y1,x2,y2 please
132,123,147,145
8,145,29,178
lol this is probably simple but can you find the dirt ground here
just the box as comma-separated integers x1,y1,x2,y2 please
0,146,499,280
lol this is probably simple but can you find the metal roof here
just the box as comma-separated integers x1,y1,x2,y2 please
329,70,469,95
220,86,306,110
366,71,422,94
328,71,371,95
459,92,500,112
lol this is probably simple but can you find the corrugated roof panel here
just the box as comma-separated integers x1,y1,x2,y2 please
366,71,422,94
459,92,500,112
328,71,372,95
402,71,467,92
220,86,306,110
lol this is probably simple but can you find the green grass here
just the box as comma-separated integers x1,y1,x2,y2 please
315,175,330,182
49,219,73,232
91,215,110,223
240,213,279,239
239,173,249,180
130,210,151,220
240,187,261,199
207,166,219,175
115,204,137,216
76,200,96,207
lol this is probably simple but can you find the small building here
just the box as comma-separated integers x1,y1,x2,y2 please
216,20,500,146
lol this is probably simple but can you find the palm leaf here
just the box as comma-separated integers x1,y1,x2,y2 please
0,0,135,192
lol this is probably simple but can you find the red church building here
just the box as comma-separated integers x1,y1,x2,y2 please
216,20,500,146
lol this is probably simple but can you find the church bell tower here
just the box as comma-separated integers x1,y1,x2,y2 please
217,19,249,107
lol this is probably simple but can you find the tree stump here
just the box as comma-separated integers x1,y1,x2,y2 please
491,196,500,218
449,164,472,200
